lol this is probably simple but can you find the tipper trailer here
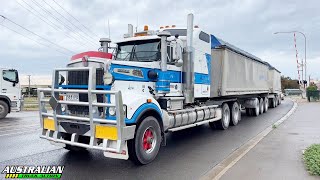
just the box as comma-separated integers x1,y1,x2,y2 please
38,14,281,164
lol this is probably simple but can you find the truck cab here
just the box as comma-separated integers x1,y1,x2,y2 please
37,13,281,165
0,68,22,119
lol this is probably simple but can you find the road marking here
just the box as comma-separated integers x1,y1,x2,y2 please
0,128,40,137
200,101,298,180
0,125,40,134
0,122,39,128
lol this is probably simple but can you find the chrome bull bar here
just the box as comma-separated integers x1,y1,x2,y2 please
37,67,135,155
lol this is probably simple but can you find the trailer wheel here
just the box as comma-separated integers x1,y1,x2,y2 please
245,108,250,116
253,100,260,116
264,97,269,112
259,99,264,114
0,100,9,119
210,103,230,130
270,98,276,108
128,116,161,165
230,102,240,126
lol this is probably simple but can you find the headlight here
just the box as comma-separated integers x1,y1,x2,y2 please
109,107,116,116
108,105,127,117
103,72,114,85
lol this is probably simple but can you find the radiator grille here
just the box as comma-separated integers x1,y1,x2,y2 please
68,68,104,85
66,68,105,114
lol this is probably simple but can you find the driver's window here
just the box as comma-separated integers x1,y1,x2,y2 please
3,70,17,82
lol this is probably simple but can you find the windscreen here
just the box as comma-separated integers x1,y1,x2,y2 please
116,39,160,62
3,69,18,83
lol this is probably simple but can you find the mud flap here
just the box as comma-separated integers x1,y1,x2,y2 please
103,141,129,160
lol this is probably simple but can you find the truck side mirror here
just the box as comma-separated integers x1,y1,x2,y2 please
171,37,183,67
59,75,65,85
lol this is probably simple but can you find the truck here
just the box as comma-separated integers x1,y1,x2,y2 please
37,14,281,165
0,68,23,119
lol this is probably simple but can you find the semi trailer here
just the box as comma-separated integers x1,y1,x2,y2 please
0,68,23,119
37,14,281,165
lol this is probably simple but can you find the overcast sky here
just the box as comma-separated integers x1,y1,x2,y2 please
1,0,319,82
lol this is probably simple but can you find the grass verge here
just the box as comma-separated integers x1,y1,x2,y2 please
303,144,320,176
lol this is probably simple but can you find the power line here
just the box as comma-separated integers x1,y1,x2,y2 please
16,0,96,50
0,15,75,55
16,0,60,31
29,0,98,47
0,20,70,56
43,0,97,41
52,0,100,38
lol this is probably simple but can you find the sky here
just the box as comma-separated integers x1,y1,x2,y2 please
1,0,319,84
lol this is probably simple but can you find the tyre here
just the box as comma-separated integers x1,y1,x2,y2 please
245,108,250,116
128,116,161,165
270,98,276,108
62,134,88,152
253,99,260,116
230,102,240,126
64,145,87,152
264,97,269,112
259,98,264,114
0,100,9,119
210,103,230,130
275,97,278,107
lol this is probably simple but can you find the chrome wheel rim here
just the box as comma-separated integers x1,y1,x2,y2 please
223,108,230,127
142,127,157,154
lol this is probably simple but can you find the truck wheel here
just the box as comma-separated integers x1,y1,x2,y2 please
264,98,269,112
64,145,87,152
230,102,240,126
210,103,230,130
275,97,278,107
62,134,87,152
270,98,276,108
0,100,9,119
259,99,264,114
245,108,250,116
128,116,161,165
253,100,260,116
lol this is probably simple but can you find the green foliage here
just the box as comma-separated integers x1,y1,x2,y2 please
307,85,318,91
303,144,320,176
281,76,300,92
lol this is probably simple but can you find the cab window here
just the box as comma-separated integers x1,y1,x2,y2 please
3,70,18,83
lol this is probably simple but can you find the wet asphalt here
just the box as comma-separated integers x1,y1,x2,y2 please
0,100,293,180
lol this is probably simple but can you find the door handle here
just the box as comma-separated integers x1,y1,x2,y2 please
2,89,7,91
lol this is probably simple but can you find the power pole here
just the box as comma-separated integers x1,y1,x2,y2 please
309,74,311,85
28,75,31,97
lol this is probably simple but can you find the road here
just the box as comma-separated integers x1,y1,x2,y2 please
0,100,293,180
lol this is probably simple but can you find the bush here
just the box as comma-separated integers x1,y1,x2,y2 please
307,85,318,91
303,144,320,176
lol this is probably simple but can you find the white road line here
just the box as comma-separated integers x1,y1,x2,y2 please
0,125,40,134
0,122,39,128
200,101,298,180
0,128,40,137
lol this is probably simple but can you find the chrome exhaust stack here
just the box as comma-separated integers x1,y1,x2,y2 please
184,13,194,103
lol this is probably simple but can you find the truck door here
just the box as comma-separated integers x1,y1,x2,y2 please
1,69,21,110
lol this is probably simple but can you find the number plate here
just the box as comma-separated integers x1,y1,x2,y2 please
66,93,79,102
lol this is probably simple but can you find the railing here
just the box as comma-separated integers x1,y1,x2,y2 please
37,67,135,153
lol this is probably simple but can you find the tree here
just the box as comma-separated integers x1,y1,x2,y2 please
281,76,300,92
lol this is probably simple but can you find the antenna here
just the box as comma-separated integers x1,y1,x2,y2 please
136,15,138,32
108,19,110,39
